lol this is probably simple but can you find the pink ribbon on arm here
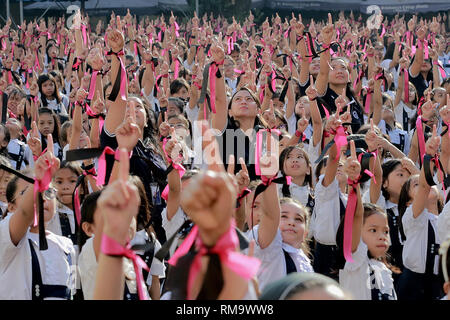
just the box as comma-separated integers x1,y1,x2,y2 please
33,159,53,227
96,147,116,187
168,222,261,300
101,234,149,300
87,71,98,100
81,24,87,46
416,115,426,164
174,60,180,79
333,126,348,161
343,179,359,263
160,138,186,201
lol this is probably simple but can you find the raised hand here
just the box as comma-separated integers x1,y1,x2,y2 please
344,140,361,181
34,134,60,181
297,108,309,133
98,148,140,246
305,75,318,101
365,119,379,152
27,121,42,157
115,101,142,152
425,124,440,155
321,13,334,45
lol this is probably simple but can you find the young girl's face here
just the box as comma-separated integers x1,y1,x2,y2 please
381,102,395,123
329,59,349,85
230,90,259,119
283,148,310,178
384,164,410,201
403,84,417,103
172,86,189,101
309,57,320,76
295,97,311,120
245,192,262,229
279,202,307,248
279,136,290,154
335,162,347,184
433,88,447,107
41,79,56,98
362,212,390,259
54,168,78,207
38,113,55,137
409,176,441,208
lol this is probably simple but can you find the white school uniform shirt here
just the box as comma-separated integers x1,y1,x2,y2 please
339,241,396,300
78,234,161,300
47,204,79,255
7,139,34,170
244,225,313,292
377,120,411,155
438,201,450,244
129,229,166,288
394,101,416,134
225,77,237,93
41,95,69,116
277,181,311,207
161,207,189,258
311,175,347,245
0,215,76,299
402,206,441,274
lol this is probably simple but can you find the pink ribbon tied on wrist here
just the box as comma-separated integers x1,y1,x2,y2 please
101,234,149,300
161,138,186,201
168,222,261,300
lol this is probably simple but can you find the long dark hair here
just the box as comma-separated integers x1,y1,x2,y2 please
227,86,268,130
381,159,402,201
37,74,62,106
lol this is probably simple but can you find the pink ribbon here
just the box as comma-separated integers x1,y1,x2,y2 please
87,71,98,100
168,222,261,300
101,234,149,300
96,147,116,186
416,115,426,164
333,126,348,160
161,138,186,201
174,22,180,38
81,24,87,46
321,103,330,120
343,178,359,262
33,158,52,227
174,60,180,79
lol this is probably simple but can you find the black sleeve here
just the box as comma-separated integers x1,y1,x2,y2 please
100,126,118,185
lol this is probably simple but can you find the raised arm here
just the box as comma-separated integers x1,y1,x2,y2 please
315,14,334,96
412,125,439,218
210,40,228,132
409,26,427,78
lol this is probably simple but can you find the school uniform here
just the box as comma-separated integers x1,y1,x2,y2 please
78,235,157,300
245,225,313,292
277,181,314,213
225,77,238,94
377,120,410,156
162,207,190,258
362,192,405,272
0,215,76,300
47,204,78,250
7,138,34,170
130,230,166,288
310,175,347,280
41,95,69,116
394,101,416,135
397,206,444,300
339,241,397,300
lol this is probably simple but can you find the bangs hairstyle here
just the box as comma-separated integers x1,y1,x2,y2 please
37,107,62,147
279,197,312,258
56,160,89,199
279,146,313,188
227,87,268,129
37,74,62,104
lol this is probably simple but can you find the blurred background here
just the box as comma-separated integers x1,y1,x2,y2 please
1,0,450,28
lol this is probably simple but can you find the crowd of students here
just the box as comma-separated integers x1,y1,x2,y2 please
0,7,449,300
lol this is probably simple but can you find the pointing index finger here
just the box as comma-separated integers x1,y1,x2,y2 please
227,154,235,175
239,157,248,175
47,134,54,155
350,139,357,160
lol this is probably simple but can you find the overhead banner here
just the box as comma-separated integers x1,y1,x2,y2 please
264,0,450,13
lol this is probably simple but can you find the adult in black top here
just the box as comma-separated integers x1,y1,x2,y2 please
408,25,441,101
314,16,364,134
